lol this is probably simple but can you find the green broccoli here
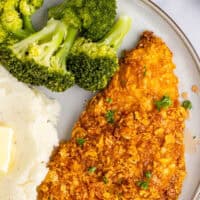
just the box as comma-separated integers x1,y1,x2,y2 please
0,0,119,92
0,14,78,92
0,24,7,43
67,16,132,91
48,0,117,41
19,0,44,33
0,1,15,43
0,0,43,40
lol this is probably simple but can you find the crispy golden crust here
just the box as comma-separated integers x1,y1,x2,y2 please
37,32,187,200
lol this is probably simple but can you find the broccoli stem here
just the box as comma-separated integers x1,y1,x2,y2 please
11,16,35,39
12,29,31,39
100,16,132,50
12,19,65,61
36,24,66,67
51,27,78,70
23,19,60,42
23,15,35,33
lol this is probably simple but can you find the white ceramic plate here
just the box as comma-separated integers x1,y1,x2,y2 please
33,0,200,199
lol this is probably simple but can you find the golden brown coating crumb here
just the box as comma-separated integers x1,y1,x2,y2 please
191,85,199,94
37,32,187,200
181,92,188,100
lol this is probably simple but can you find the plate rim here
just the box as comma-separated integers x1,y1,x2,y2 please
140,0,200,199
141,0,200,75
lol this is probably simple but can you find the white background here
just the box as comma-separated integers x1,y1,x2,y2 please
154,0,200,55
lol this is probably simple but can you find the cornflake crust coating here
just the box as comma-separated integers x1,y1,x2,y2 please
38,32,187,200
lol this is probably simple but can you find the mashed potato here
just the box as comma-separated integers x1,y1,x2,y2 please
0,66,60,200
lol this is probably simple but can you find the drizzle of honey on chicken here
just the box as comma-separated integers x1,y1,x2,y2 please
38,32,187,200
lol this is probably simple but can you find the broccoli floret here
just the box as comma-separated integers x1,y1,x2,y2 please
0,0,6,13
67,16,132,91
48,0,117,41
1,9,25,37
0,0,118,92
0,24,7,43
0,19,19,45
0,0,43,40
0,17,78,92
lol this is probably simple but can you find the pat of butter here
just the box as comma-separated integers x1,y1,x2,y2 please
0,126,14,173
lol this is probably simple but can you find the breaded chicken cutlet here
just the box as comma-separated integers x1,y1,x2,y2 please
38,32,187,200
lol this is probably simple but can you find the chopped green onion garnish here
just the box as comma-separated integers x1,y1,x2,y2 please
105,110,115,123
88,166,97,173
76,138,86,146
145,171,152,179
155,95,172,111
182,100,192,110
106,97,113,103
137,181,149,190
103,176,108,184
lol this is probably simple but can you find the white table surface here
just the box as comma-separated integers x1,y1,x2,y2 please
154,0,200,55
